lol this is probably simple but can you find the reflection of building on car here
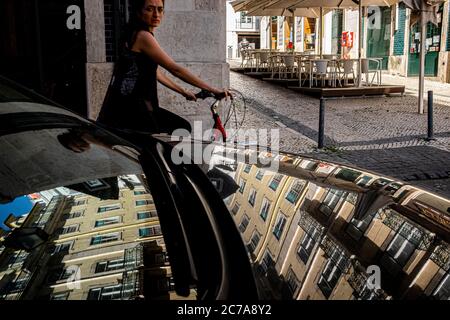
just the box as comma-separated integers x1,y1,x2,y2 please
1,75,450,301
229,159,450,300
0,176,191,300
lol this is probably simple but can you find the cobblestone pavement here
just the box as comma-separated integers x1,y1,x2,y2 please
228,67,450,198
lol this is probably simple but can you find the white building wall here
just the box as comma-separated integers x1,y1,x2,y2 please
278,16,285,51
260,16,270,49
344,9,360,59
226,0,238,59
323,12,333,54
294,17,305,52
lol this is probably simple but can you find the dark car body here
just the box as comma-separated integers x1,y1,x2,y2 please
0,76,449,301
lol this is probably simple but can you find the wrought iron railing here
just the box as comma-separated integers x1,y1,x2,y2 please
123,244,144,271
431,243,450,271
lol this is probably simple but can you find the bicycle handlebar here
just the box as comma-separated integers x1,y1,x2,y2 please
195,90,215,100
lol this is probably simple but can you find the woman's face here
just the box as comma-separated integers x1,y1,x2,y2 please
139,0,164,29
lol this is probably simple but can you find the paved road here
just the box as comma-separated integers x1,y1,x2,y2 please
229,69,450,198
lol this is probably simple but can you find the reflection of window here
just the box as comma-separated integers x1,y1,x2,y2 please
239,214,250,233
297,227,320,265
244,164,252,173
269,174,283,191
67,211,83,219
286,268,300,296
346,211,377,241
300,160,318,171
87,284,123,300
317,247,348,298
137,211,157,220
248,188,257,207
8,251,28,267
60,224,79,234
433,273,450,300
95,258,134,273
380,222,422,277
356,175,373,186
86,180,104,188
335,168,362,182
90,233,121,245
273,212,287,240
261,249,274,273
239,178,246,193
139,226,162,238
285,180,306,204
74,199,86,206
85,179,108,190
49,266,79,283
135,200,153,206
248,230,261,253
256,170,264,180
260,198,271,221
51,292,70,300
98,204,121,213
95,216,121,228
319,189,347,216
232,203,240,216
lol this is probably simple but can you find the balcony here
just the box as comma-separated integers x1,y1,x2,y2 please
121,242,173,300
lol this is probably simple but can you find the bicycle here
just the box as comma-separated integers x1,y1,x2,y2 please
195,89,247,143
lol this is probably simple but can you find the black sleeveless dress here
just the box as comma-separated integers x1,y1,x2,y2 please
98,44,161,132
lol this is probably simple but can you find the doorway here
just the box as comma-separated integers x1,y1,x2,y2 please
408,21,441,77
366,6,391,70
0,0,87,115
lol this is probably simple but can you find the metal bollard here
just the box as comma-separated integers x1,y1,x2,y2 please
427,91,435,141
318,98,325,149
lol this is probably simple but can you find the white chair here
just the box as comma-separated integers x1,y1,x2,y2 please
240,49,254,68
361,58,381,86
257,51,270,72
270,54,283,79
338,59,357,87
311,60,329,87
280,55,296,79
297,57,311,87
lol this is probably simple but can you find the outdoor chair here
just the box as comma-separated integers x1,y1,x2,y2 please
240,49,254,69
297,58,311,87
338,59,357,87
257,51,270,72
279,55,296,79
361,58,381,86
311,60,329,88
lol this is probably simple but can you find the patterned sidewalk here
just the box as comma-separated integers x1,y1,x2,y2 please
229,66,450,198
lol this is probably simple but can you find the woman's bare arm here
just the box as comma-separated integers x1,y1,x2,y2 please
133,30,230,99
157,69,196,101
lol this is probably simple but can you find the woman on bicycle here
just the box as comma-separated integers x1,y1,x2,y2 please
98,0,231,133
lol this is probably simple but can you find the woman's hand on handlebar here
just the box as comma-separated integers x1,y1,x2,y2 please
182,90,198,102
211,88,233,100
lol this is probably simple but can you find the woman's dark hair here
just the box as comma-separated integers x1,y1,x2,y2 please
124,0,165,48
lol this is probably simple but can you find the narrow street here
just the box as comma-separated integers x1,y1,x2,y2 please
229,67,450,198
